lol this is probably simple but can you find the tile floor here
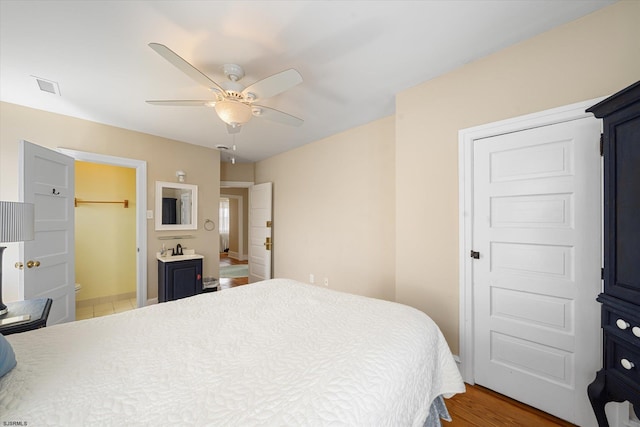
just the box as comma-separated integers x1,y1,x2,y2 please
76,298,137,320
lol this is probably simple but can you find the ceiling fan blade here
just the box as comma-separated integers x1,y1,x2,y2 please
149,43,225,93
242,69,302,100
252,105,303,127
146,100,214,107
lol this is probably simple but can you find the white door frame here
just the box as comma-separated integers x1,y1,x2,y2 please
457,97,605,383
57,148,147,308
221,181,253,189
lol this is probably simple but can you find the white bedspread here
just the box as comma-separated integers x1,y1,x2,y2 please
0,279,464,426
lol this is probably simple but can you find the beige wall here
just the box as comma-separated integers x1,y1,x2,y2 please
0,102,221,302
255,116,396,301
221,162,254,182
395,0,640,353
75,162,136,301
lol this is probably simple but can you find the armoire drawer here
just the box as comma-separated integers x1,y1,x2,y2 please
602,305,640,345
606,334,640,387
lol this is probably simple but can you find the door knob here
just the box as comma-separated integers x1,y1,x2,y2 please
26,260,41,268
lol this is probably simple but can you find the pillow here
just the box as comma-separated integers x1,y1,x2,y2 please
0,333,17,377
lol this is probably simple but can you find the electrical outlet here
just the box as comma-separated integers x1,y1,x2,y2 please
146,210,153,219
323,277,329,287
309,274,314,284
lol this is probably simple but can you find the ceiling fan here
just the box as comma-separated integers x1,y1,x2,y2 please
146,43,303,133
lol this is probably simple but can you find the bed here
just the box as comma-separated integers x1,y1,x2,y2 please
0,278,464,426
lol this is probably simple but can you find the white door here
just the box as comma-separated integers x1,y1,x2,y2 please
180,191,191,225
472,118,601,426
248,182,272,283
19,141,75,325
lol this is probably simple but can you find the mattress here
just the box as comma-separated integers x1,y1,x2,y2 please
0,278,464,425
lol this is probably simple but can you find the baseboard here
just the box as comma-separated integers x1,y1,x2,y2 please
227,251,247,261
146,298,158,306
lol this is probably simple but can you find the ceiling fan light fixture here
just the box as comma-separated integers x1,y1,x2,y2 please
215,99,252,126
147,44,304,134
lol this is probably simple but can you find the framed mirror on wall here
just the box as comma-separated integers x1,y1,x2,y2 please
155,181,198,231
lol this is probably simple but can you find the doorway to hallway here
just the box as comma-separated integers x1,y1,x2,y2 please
219,253,248,289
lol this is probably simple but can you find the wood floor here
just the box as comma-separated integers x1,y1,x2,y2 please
447,384,576,426
216,256,575,426
219,253,248,289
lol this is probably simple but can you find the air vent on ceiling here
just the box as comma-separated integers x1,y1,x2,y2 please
32,76,61,96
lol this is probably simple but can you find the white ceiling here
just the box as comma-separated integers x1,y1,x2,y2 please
0,0,614,163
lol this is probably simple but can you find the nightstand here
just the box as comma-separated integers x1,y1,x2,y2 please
0,298,53,335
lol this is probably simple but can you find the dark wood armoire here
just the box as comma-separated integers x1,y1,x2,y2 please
587,81,640,426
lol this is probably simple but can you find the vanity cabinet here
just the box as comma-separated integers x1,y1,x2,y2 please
158,256,203,303
586,81,640,426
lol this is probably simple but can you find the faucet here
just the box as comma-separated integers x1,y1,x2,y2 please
175,244,183,256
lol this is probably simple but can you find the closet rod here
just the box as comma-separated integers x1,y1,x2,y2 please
74,198,129,208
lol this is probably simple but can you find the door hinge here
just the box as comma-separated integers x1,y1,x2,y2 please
599,134,604,156
470,250,480,259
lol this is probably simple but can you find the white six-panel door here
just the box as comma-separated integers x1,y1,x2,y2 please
472,117,601,426
19,140,76,325
248,182,272,283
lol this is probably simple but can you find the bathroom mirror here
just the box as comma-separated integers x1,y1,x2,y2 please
155,181,198,231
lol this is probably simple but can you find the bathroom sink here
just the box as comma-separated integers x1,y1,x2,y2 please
156,253,204,262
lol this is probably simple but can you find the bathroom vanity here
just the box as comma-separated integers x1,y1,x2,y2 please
157,253,203,303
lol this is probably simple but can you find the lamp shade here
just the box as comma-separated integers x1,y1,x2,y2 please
0,201,35,243
215,99,252,126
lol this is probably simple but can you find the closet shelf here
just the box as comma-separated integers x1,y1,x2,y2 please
74,198,129,208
